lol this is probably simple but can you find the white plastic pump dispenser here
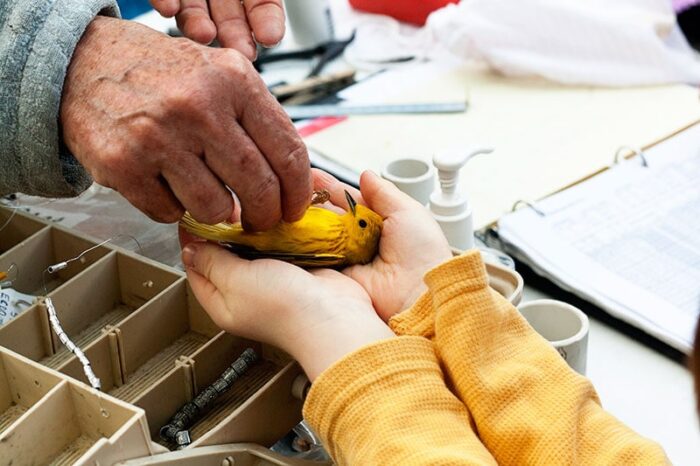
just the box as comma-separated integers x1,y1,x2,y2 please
430,147,494,251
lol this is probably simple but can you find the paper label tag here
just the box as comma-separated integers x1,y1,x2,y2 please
0,287,36,325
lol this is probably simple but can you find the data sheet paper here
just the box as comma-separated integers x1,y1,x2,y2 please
499,124,700,352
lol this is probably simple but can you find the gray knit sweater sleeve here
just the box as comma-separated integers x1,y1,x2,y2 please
0,0,120,198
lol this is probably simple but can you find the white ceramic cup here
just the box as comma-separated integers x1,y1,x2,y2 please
381,158,436,206
284,0,334,48
517,299,589,375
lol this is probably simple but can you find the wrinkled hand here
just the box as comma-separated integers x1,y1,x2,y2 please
61,17,311,229
150,0,285,59
313,169,453,322
181,241,394,380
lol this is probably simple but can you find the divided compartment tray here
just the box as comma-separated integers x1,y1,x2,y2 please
137,333,304,450
57,278,304,450
0,249,181,371
0,347,153,465
0,345,62,435
0,224,110,296
1,255,304,453
0,205,308,463
0,207,46,256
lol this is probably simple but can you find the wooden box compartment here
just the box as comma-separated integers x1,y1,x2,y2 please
0,250,181,371
0,226,109,296
0,347,153,465
0,208,47,255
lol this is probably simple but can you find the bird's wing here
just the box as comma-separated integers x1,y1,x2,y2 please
223,243,347,268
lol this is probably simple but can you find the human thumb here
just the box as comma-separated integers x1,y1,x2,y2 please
182,242,241,329
184,241,246,286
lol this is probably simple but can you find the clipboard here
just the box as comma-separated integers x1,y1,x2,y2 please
485,120,700,358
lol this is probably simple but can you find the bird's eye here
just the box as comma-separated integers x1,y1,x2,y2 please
359,219,368,229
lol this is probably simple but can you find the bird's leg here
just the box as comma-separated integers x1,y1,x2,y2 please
311,189,331,205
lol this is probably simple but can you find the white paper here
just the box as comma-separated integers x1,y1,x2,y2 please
0,287,36,325
498,124,700,352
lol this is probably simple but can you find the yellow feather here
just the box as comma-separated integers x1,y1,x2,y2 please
180,203,383,267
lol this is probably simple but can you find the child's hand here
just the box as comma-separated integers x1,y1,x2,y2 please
312,169,453,322
181,241,393,380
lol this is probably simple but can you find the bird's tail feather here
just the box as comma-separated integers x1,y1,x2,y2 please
179,213,241,242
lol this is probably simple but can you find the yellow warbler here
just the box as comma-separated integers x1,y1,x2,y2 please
180,191,383,267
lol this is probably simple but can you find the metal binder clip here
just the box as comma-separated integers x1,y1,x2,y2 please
511,200,546,217
614,146,649,167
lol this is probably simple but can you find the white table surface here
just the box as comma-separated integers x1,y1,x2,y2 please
129,7,700,465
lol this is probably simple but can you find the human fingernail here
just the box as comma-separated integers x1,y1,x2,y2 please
253,23,284,48
236,38,257,61
182,243,200,268
261,40,282,49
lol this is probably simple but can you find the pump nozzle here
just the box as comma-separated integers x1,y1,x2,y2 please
433,147,494,195
429,146,494,251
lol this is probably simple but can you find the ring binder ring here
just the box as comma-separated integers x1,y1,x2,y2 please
511,200,546,217
614,145,649,167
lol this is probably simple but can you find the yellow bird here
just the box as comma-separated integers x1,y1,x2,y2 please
180,191,383,267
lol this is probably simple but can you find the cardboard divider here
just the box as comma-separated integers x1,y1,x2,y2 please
0,226,109,295
0,208,47,255
0,348,63,435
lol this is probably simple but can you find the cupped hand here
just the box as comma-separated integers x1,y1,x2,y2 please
150,0,285,59
61,17,311,230
312,169,453,322
181,240,394,380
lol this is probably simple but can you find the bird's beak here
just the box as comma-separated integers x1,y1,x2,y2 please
345,190,357,216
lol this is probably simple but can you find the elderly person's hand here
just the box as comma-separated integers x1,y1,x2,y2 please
181,241,394,380
312,169,453,322
60,17,311,229
150,0,284,59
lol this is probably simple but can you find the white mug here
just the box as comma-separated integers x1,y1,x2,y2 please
284,0,334,48
517,299,589,375
381,158,436,206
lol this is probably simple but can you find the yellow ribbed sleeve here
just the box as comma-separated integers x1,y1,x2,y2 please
389,290,434,338
303,336,497,466
426,251,669,465
303,251,668,465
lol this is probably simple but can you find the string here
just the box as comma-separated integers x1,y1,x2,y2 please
44,234,143,277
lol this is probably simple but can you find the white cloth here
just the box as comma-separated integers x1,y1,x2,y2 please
340,0,700,86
